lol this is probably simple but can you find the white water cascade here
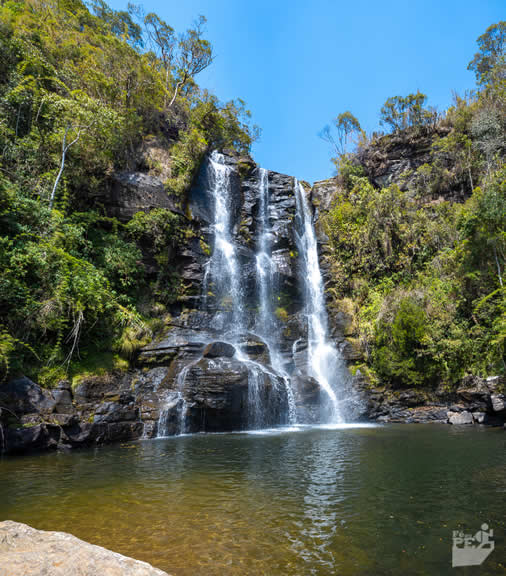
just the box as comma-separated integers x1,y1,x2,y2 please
158,151,247,436
255,168,297,424
208,153,292,428
295,180,345,423
208,152,245,333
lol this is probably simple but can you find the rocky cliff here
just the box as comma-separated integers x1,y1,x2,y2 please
0,152,361,455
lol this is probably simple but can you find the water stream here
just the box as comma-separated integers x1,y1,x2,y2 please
295,180,350,423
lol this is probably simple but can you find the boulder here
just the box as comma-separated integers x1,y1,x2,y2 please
406,406,449,423
491,395,506,413
485,376,503,393
447,411,473,425
202,341,236,358
472,412,488,424
0,377,55,415
93,402,139,424
0,521,169,575
4,423,61,453
52,380,74,414
181,356,288,432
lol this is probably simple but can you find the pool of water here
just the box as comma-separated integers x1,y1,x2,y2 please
1,424,505,575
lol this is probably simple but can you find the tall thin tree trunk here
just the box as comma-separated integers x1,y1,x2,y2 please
49,124,83,210
168,80,184,108
466,149,474,192
493,244,503,287
49,125,69,210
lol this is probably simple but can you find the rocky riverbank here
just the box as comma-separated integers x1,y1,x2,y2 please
356,374,506,425
1,371,504,455
0,521,169,575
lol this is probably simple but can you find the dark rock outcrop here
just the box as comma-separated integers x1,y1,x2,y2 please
356,375,506,426
354,127,471,203
106,172,182,222
0,373,151,455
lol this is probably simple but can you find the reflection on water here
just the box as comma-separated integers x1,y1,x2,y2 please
1,424,505,575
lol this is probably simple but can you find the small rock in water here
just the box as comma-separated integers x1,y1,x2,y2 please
447,411,473,425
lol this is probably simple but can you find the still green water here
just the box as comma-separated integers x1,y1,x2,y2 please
1,424,505,575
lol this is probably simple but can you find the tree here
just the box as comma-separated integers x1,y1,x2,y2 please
471,103,504,174
143,14,213,109
90,0,143,47
169,15,213,108
320,111,362,157
460,173,506,288
379,92,437,132
144,12,177,107
468,21,506,86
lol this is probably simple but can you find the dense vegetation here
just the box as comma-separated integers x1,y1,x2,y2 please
0,0,257,385
0,2,503,396
321,22,505,390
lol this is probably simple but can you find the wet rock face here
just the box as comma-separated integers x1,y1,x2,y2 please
1,151,351,454
183,357,250,431
151,152,312,433
184,357,289,432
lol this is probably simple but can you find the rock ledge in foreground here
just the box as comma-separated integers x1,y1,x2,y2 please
0,520,169,576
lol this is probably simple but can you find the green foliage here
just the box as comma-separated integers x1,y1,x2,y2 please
0,0,256,386
323,23,505,390
323,178,459,292
275,307,289,322
467,21,505,86
127,208,179,252
379,92,438,133
374,297,428,387
0,329,16,382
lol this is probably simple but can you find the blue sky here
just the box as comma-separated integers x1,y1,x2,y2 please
107,0,504,183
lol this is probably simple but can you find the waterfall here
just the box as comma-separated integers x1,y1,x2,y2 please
255,169,297,424
158,154,358,436
208,151,245,332
256,168,274,337
295,180,344,423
